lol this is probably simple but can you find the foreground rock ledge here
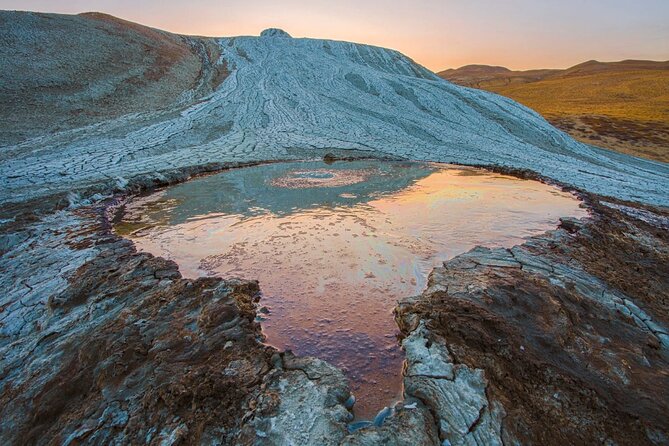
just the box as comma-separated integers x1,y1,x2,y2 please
1,185,668,445
396,199,669,445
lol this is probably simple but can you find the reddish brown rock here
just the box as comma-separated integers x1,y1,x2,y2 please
396,197,669,445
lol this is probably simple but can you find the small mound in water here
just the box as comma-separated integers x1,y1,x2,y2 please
115,160,588,419
270,168,372,188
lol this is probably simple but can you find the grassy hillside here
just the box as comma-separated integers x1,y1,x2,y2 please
439,61,669,163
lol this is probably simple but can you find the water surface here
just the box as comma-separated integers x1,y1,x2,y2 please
116,160,587,418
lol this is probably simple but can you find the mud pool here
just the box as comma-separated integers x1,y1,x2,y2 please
115,160,588,419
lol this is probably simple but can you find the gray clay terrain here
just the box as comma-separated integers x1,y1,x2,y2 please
1,11,667,207
1,10,668,446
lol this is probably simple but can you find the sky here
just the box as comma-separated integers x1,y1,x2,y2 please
2,0,668,71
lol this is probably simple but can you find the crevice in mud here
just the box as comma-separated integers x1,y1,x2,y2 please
282,361,328,383
466,404,487,435
408,374,456,381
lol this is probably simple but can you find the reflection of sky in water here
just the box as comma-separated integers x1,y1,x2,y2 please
116,161,588,419
128,160,437,223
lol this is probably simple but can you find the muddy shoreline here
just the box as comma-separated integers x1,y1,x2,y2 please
1,159,668,445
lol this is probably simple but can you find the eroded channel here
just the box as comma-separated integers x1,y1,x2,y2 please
115,160,588,418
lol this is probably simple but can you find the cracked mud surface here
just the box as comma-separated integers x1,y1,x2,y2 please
1,167,667,445
0,204,276,444
396,197,669,445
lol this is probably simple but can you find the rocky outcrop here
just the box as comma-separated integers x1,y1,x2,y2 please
0,201,360,445
238,354,352,445
401,323,505,445
260,28,292,38
395,197,669,445
0,204,272,444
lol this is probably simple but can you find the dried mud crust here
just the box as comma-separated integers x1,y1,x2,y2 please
3,12,668,208
396,196,669,445
0,203,277,445
1,161,668,445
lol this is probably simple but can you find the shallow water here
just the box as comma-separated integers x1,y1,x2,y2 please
115,160,587,419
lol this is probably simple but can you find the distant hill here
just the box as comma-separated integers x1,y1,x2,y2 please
438,64,560,89
439,60,669,163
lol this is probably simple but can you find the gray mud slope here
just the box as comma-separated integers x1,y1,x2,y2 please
1,11,667,207
0,11,224,145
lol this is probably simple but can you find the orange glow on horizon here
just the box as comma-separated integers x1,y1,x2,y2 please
2,0,668,71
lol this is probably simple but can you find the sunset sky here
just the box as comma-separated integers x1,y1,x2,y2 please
2,0,668,71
